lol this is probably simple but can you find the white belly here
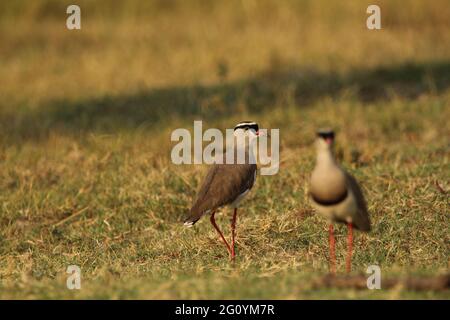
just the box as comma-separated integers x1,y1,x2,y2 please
311,190,357,224
230,189,250,208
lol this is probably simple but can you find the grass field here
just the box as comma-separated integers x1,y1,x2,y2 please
0,0,449,299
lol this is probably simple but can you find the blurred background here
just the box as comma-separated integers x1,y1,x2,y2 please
1,0,449,135
0,0,448,298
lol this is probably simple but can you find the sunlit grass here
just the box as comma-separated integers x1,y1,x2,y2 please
0,0,449,299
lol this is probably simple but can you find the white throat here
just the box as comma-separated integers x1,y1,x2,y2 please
316,147,335,168
231,132,257,163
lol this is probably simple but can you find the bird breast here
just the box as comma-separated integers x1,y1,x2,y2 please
310,165,348,203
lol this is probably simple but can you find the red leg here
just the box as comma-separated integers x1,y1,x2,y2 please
210,211,232,256
346,223,353,273
329,224,336,274
231,208,238,260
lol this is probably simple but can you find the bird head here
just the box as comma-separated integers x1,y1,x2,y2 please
316,128,335,151
233,121,261,141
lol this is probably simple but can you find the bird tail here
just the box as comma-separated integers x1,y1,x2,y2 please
183,215,200,227
183,207,209,227
357,214,371,232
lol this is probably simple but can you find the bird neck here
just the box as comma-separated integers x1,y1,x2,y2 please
231,136,257,163
316,148,336,168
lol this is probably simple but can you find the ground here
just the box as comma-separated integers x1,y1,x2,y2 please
0,0,449,299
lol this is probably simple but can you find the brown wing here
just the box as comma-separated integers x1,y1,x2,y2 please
184,163,256,225
346,172,371,232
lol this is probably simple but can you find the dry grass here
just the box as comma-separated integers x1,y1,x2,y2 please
0,0,449,299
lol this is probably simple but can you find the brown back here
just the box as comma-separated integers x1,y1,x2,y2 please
346,172,371,231
186,162,256,224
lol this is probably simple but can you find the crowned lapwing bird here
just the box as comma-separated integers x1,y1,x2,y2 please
309,129,371,273
184,121,261,260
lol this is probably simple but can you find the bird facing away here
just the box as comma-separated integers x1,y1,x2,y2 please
184,121,261,260
309,129,371,273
